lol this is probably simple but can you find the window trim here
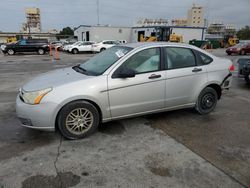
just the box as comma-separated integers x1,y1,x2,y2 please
163,46,198,70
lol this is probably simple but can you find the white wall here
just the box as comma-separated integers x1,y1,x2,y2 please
74,26,132,42
172,28,204,43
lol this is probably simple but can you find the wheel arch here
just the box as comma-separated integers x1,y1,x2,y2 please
197,83,222,101
54,98,103,130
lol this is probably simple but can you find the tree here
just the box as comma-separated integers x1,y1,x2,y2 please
237,26,250,40
57,27,74,39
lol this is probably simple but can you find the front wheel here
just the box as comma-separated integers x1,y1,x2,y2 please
58,101,99,139
7,49,15,55
195,87,218,115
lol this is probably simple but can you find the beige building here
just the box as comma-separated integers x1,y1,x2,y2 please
187,4,204,27
21,8,41,33
171,19,188,26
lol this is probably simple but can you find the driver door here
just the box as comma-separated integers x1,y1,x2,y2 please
107,47,166,118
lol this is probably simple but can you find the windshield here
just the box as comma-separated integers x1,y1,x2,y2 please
78,46,132,76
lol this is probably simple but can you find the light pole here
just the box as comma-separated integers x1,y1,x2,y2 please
97,0,100,25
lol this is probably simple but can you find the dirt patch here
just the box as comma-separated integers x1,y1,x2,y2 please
145,152,173,177
99,121,125,135
22,171,80,188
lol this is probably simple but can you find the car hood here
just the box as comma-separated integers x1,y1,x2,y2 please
22,67,93,91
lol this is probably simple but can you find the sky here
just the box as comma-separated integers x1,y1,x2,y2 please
0,0,249,32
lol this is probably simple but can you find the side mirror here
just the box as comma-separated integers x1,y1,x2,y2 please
112,67,136,78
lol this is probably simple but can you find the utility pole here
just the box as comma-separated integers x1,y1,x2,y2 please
97,0,100,26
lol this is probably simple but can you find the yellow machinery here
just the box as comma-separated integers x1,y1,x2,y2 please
228,37,239,46
6,37,17,43
169,33,183,43
139,34,157,42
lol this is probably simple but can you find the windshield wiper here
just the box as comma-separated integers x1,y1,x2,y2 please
72,64,88,74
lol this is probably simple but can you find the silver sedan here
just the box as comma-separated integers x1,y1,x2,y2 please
16,42,234,139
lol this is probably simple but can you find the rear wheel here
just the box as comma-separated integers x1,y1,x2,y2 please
195,87,218,115
240,50,246,55
100,48,106,52
7,49,15,55
72,48,79,54
38,49,45,55
58,101,99,139
245,74,250,85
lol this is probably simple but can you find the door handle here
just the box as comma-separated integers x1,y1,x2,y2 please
192,68,202,72
148,74,161,79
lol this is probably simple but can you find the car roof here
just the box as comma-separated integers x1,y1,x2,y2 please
121,42,196,49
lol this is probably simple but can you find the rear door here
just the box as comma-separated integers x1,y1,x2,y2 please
78,42,93,52
163,47,208,107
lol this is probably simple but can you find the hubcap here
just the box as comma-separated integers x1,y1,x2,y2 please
8,50,14,55
65,108,93,135
201,93,215,110
39,49,44,54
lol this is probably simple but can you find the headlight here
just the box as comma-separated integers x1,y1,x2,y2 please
1,45,6,50
21,88,52,105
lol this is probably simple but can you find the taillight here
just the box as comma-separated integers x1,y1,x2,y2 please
229,64,235,71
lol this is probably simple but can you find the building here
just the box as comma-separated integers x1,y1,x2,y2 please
187,4,204,27
207,21,225,35
171,19,188,26
74,25,205,44
74,25,132,42
21,8,41,33
132,26,205,43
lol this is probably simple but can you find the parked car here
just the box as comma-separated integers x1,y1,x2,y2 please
16,42,234,139
63,41,82,52
1,39,49,55
237,58,250,84
117,40,127,44
92,40,119,52
226,43,250,55
50,41,63,49
68,41,96,54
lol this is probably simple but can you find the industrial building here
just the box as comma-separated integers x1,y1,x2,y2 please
74,25,132,42
21,8,41,33
74,25,206,43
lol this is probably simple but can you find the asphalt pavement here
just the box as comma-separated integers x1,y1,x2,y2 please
0,50,249,188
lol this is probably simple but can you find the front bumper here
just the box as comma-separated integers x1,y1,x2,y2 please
16,96,58,131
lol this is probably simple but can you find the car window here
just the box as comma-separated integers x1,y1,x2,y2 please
20,40,27,45
197,51,213,65
165,47,196,69
121,48,160,74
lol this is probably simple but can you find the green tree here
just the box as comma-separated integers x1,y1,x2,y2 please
57,27,74,39
237,26,250,40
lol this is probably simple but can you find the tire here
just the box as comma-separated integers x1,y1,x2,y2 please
7,49,15,55
72,48,79,54
100,48,106,52
38,49,45,55
240,50,246,55
58,101,99,139
195,87,218,115
245,74,250,85
227,52,231,56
